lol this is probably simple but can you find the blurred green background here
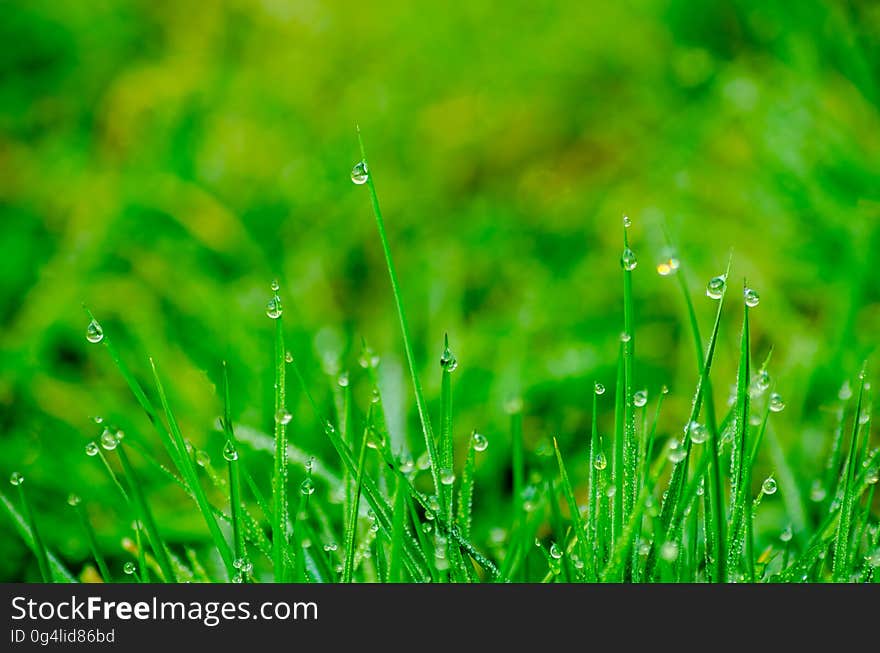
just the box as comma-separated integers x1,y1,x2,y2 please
1,0,879,580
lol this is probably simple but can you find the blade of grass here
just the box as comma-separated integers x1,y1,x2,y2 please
342,421,370,583
356,129,443,510
71,499,112,582
553,437,590,579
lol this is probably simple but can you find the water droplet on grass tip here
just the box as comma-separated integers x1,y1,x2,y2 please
620,247,638,271
300,478,315,495
656,257,680,276
769,393,785,413
756,369,770,392
839,381,853,400
337,372,350,387
706,275,726,300
761,477,777,495
440,343,458,372
284,351,293,364
270,278,280,292
266,297,283,319
67,493,81,506
10,472,24,486
619,331,632,343
780,526,793,543
549,543,563,559
594,382,605,395
744,287,760,307
275,409,292,425
472,431,489,452
439,468,455,486
123,562,136,575
100,430,118,451
86,319,104,344
223,440,238,462
85,442,99,456
688,421,708,444
593,452,607,471
622,215,632,228
351,160,369,185
633,389,648,407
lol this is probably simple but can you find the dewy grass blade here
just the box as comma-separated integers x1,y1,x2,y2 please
342,420,370,583
268,281,290,581
10,475,52,582
621,221,637,534
71,499,112,582
832,370,866,582
356,130,443,509
222,363,247,578
0,492,76,582
150,359,234,577
457,435,477,539
439,334,456,521
553,437,590,575
612,343,625,552
115,445,177,582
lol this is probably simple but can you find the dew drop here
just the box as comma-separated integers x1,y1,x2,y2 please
688,421,708,444
839,381,853,400
620,247,638,271
780,526,793,543
593,452,607,471
351,160,369,185
471,431,489,452
756,369,770,392
285,351,294,364
504,396,524,414
300,478,315,496
337,372,350,387
661,384,669,395
9,472,24,486
858,410,870,425
660,541,679,562
67,493,81,507
761,477,777,495
667,439,687,464
622,215,632,228
440,468,455,486
266,297,283,319
195,450,210,467
769,393,785,413
706,275,726,300
323,542,338,553
633,389,648,408
398,455,414,474
123,562,136,575
222,440,239,462
594,382,606,396
100,429,118,451
619,331,632,343
440,343,458,372
865,468,879,485
85,442,99,457
416,451,431,471
86,319,104,344
275,409,293,425
744,287,760,307
549,543,563,560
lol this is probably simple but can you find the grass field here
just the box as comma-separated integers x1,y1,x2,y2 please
1,0,879,582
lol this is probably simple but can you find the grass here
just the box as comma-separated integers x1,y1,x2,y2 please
2,136,879,584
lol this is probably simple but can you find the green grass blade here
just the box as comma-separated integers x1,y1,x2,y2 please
832,371,866,582
12,479,52,582
268,284,290,581
457,434,477,539
621,223,637,536
342,422,370,583
72,500,112,582
439,334,455,521
356,130,443,509
149,358,234,576
115,445,177,582
553,437,590,578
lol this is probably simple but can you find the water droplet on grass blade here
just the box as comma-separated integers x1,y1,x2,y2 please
667,439,686,463
195,450,210,467
619,331,632,343
471,431,488,452
416,452,431,471
123,562,136,575
275,409,292,425
706,275,726,300
351,160,369,185
100,430,118,451
656,257,680,276
300,478,315,495
865,468,879,485
633,389,648,407
86,319,104,344
67,493,81,506
593,452,607,470
266,297,283,319
769,393,785,413
337,372,350,387
439,468,455,486
620,247,638,271
222,440,238,462
440,341,458,372
622,215,632,228
660,541,679,562
761,477,777,495
744,287,760,307
780,526,793,543
549,543,563,559
10,472,23,486
323,542,338,553
594,382,605,395
756,369,770,392
85,442,99,457
688,421,708,444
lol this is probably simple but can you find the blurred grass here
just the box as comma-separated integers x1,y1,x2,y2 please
1,0,879,580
